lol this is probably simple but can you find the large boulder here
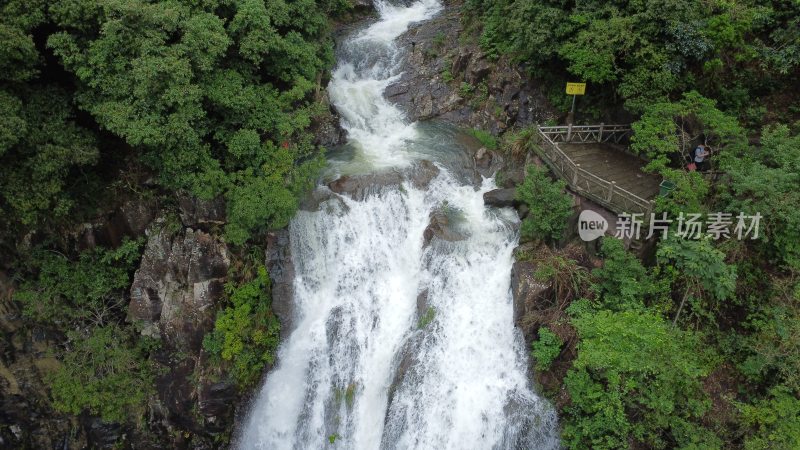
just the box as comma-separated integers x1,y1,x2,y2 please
128,222,230,348
387,6,557,132
473,146,504,179
423,207,466,247
510,259,552,326
177,193,226,228
327,160,440,199
127,220,239,445
483,188,519,208
327,172,404,198
265,229,295,339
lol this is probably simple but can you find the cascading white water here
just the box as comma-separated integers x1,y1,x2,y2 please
237,1,559,449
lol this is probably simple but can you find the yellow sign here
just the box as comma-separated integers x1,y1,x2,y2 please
566,82,586,95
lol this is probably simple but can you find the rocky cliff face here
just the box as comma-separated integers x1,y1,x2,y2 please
386,7,556,134
127,220,238,448
0,195,251,449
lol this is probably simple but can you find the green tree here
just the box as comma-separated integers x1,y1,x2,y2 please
738,387,800,450
656,236,737,327
14,239,143,326
515,165,573,244
467,0,799,115
530,326,562,371
630,92,746,216
721,124,800,270
740,277,800,395
48,325,156,424
46,0,335,244
591,238,664,311
203,264,281,387
564,309,718,449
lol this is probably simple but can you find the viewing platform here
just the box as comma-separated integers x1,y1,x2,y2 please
535,125,661,216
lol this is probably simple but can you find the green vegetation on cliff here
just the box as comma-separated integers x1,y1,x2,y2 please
14,239,155,423
516,165,573,244
1,0,345,248
2,0,347,439
204,263,281,388
467,0,799,118
474,1,800,448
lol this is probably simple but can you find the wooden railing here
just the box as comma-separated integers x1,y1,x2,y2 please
538,124,632,144
535,125,654,216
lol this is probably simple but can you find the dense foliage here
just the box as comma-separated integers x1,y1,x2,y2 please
530,326,562,371
203,263,281,388
472,1,799,446
515,165,574,244
565,309,716,449
13,239,155,423
48,324,156,423
0,0,344,247
467,0,800,117
2,0,345,432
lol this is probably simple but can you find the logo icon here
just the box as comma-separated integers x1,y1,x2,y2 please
578,209,608,241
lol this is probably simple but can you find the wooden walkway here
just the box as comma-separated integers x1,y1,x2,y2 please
535,125,660,216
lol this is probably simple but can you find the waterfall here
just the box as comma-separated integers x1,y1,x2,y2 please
237,1,559,449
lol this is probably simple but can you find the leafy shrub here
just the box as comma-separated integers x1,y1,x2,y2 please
203,264,281,387
15,238,144,326
564,309,717,449
515,165,573,244
740,277,800,394
467,128,497,150
591,238,663,311
48,325,156,424
723,124,800,271
441,67,454,83
657,236,737,326
459,82,474,97
737,387,800,450
418,306,436,328
530,327,562,371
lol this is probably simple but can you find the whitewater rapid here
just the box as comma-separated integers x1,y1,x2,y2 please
237,1,558,449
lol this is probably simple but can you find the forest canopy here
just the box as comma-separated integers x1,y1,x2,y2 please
0,0,347,247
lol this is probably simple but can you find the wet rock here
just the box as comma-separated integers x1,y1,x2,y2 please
76,197,157,250
82,416,123,449
311,91,346,148
510,259,552,325
423,208,466,246
466,56,492,84
265,229,295,339
517,204,530,219
198,381,238,433
388,6,557,131
474,147,493,169
299,187,350,213
473,146,504,179
386,333,424,406
483,188,518,208
451,50,471,75
328,172,404,198
408,160,441,188
128,222,230,348
416,289,429,313
351,0,374,12
177,193,226,227
328,160,440,199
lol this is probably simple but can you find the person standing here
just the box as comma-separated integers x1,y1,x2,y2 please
693,144,710,171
